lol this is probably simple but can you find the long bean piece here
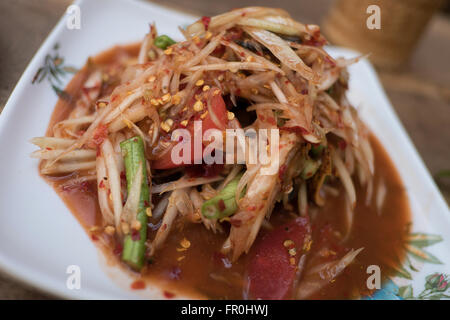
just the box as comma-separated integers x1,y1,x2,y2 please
120,136,149,270
201,173,243,219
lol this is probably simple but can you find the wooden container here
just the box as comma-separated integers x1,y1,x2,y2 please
322,0,444,69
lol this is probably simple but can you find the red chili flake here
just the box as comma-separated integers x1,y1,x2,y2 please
130,280,146,290
267,117,276,126
98,180,105,189
212,45,225,56
338,140,347,150
218,199,226,211
224,28,243,41
144,200,150,207
46,147,53,151
92,124,108,147
201,16,211,30
164,291,175,299
280,126,309,135
77,182,90,192
303,38,327,47
284,241,296,249
91,234,99,241
302,32,327,47
131,229,141,241
247,205,257,211
239,51,245,57
113,243,123,255
278,164,287,180
111,94,119,102
120,171,126,181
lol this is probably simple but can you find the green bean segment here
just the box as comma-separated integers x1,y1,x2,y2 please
120,136,149,270
202,174,243,219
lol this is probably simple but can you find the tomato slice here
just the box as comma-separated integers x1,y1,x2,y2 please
245,217,311,300
152,87,232,169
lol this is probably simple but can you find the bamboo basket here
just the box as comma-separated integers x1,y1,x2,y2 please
322,0,444,69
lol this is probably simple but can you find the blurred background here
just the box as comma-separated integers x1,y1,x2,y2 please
0,0,449,299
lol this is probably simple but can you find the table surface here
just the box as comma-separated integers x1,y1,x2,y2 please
0,0,448,299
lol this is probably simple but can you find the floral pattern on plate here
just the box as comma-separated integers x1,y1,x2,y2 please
367,232,449,300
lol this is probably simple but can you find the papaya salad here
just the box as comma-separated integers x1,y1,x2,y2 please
31,7,410,299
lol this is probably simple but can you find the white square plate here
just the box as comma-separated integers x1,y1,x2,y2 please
0,0,448,300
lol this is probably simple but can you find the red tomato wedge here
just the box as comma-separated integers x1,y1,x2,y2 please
245,217,311,300
152,87,232,169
